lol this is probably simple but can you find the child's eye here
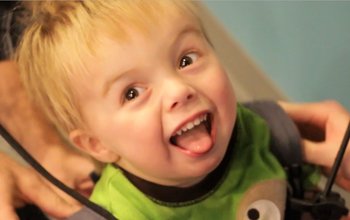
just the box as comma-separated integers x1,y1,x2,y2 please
124,87,146,102
179,52,198,69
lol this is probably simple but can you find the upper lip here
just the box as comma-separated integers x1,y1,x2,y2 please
170,110,210,138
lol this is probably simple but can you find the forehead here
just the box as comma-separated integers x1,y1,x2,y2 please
99,6,200,50
93,1,199,43
101,12,200,54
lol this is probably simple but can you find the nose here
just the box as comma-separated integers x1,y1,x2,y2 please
162,79,196,112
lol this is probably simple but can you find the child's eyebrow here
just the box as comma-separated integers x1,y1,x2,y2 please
175,25,202,43
102,69,134,98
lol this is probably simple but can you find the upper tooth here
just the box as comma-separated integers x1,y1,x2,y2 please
174,113,208,136
194,118,200,125
186,122,194,130
202,114,207,122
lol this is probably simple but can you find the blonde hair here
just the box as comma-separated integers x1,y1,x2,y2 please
16,1,198,136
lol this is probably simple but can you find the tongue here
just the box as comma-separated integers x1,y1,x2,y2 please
174,123,212,154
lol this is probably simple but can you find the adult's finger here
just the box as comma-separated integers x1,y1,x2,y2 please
0,206,19,220
278,100,348,128
301,139,338,167
279,100,350,145
0,179,19,220
0,159,23,220
16,170,82,219
0,152,82,219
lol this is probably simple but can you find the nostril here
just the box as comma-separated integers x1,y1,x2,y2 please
169,91,194,110
171,102,178,109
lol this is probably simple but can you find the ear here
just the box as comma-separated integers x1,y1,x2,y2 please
70,130,120,163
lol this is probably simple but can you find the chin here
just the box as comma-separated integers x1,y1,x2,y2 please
187,156,222,179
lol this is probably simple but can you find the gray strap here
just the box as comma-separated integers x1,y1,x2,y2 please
243,100,303,167
65,206,108,220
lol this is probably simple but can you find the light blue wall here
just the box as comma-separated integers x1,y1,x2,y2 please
204,2,350,110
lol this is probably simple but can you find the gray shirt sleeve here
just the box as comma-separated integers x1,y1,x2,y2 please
65,206,110,220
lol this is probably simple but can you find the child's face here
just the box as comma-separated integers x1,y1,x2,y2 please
72,11,237,187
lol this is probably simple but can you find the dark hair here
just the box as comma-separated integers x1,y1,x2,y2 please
0,1,26,60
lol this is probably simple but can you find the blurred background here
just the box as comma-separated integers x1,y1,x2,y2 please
205,1,350,110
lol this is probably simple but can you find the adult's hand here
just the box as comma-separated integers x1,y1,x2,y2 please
279,100,350,179
0,152,82,220
0,60,95,197
280,100,350,219
38,146,95,200
0,60,95,218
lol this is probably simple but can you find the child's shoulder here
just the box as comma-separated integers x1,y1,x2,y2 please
89,164,123,211
238,101,302,167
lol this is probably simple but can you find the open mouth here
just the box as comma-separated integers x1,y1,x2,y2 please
170,113,213,156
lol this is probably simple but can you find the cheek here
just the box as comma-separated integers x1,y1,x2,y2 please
205,64,236,110
105,111,171,173
203,62,237,132
94,109,164,157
